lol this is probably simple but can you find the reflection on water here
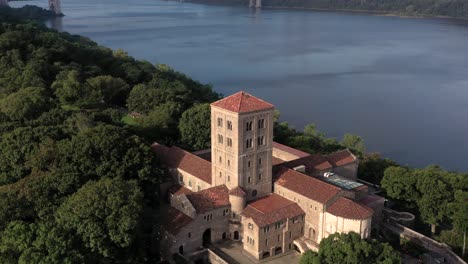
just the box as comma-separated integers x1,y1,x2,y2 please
48,17,63,31
9,0,468,172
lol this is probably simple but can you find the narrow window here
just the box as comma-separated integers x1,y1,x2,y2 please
248,177,251,183
259,158,262,165
246,121,253,131
218,134,223,144
188,180,192,187
258,173,262,180
227,175,230,182
227,121,232,130
188,232,191,238
257,136,265,146
197,185,201,191
219,172,222,178
228,160,230,167
219,156,222,164
248,160,251,167
217,117,223,127
258,119,265,129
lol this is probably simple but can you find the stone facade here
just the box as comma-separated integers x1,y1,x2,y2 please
156,91,380,262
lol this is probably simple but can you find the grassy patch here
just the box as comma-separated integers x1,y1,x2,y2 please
121,114,139,126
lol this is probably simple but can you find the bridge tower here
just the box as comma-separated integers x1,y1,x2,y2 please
49,0,62,15
249,0,261,8
0,0,9,7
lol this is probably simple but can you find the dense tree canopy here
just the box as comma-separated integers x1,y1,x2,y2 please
0,7,220,263
178,103,211,150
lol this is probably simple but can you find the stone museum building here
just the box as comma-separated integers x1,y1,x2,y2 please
154,91,384,261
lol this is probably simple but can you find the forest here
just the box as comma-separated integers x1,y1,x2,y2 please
0,5,466,264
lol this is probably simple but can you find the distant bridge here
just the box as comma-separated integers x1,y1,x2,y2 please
0,0,62,15
249,0,262,8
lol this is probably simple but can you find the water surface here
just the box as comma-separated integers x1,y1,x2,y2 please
12,0,468,171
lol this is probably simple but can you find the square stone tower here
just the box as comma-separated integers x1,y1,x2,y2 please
210,91,274,201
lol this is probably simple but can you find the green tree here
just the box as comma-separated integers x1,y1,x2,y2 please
52,70,83,106
56,178,143,258
381,166,419,203
300,250,321,264
84,75,130,106
341,133,366,154
178,103,211,150
0,87,52,121
358,153,399,184
449,190,468,257
318,232,400,264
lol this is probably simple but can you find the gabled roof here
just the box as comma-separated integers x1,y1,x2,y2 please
241,194,304,227
326,197,373,220
274,167,341,204
281,154,333,174
164,207,193,235
153,145,212,184
272,142,310,159
168,184,193,197
229,186,246,197
211,91,274,113
326,149,357,167
186,185,230,214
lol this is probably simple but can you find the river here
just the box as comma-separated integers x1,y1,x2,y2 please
11,0,468,172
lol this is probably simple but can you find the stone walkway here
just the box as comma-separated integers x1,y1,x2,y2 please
212,241,302,264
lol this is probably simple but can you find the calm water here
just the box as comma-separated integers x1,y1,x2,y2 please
12,0,468,172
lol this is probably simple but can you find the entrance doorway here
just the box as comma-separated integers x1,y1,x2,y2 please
203,229,211,247
222,232,227,239
179,245,184,254
234,231,239,240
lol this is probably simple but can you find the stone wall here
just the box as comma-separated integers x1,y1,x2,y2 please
384,223,466,264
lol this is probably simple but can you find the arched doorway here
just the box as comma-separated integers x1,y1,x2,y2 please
222,232,227,239
179,245,184,254
309,228,316,240
262,251,270,259
275,247,282,255
234,231,239,240
202,229,211,247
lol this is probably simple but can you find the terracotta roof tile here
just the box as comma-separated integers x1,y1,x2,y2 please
241,194,304,227
186,185,230,214
326,149,357,167
274,167,341,204
229,186,246,197
155,145,212,184
326,197,373,220
272,142,310,158
164,207,193,235
272,156,286,166
211,91,274,113
168,184,193,196
281,155,333,174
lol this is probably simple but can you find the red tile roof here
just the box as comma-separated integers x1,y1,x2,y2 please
326,197,373,220
274,167,341,204
326,149,357,167
241,194,304,227
281,154,333,174
272,142,310,158
168,184,193,197
165,207,193,235
186,185,230,214
211,91,274,113
229,186,246,197
154,145,212,184
272,156,286,166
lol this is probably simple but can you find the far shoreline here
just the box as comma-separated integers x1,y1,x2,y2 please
172,0,468,21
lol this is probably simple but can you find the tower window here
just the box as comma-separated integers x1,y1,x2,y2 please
258,119,265,129
246,121,253,131
248,177,251,183
248,160,251,167
219,172,222,178
219,156,222,164
227,121,232,130
257,136,265,146
217,117,223,127
197,185,201,191
246,138,253,148
188,180,192,188
228,175,230,182
218,134,223,144
258,173,262,180
227,137,232,147
228,160,230,167
259,158,262,165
